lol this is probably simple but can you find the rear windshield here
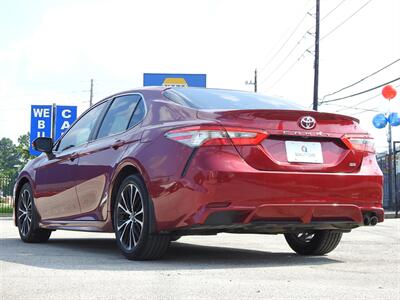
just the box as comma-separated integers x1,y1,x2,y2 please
163,87,304,110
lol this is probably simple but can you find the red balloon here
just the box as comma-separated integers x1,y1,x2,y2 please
382,85,397,100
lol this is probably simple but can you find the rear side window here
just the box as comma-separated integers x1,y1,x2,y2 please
97,94,142,139
128,99,145,129
163,88,304,110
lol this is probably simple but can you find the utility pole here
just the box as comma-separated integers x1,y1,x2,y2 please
51,103,56,140
388,122,394,209
254,69,257,93
312,0,320,111
245,69,257,93
89,79,94,107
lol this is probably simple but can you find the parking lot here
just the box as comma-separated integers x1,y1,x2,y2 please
0,218,399,300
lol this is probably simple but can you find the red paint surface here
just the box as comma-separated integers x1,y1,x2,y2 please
13,87,384,232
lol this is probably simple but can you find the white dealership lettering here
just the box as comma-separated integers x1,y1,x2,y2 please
61,109,72,119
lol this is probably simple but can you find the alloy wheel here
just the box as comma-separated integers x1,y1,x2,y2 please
18,190,32,237
116,183,144,251
296,232,315,243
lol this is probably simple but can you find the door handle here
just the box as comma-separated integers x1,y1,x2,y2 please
69,152,78,162
112,140,125,150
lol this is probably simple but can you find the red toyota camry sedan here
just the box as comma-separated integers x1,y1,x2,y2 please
14,87,384,260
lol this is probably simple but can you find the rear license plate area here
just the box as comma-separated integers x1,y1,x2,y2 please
285,141,323,163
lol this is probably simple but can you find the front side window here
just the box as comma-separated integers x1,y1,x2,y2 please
97,94,142,139
57,102,107,152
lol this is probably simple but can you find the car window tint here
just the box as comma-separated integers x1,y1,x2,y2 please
97,94,141,139
128,99,145,129
58,102,107,152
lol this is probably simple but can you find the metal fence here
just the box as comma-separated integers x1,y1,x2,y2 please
0,175,16,214
376,148,400,210
394,142,400,215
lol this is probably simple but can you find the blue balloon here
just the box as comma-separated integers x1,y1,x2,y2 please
388,112,400,126
372,114,388,129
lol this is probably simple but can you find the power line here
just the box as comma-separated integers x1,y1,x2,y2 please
321,0,347,21
323,58,400,99
304,0,348,41
332,83,400,112
259,34,309,86
324,103,380,113
334,92,381,112
321,84,400,117
320,0,373,41
259,0,374,97
299,0,372,56
259,11,311,74
320,77,400,104
267,50,309,89
259,0,349,91
350,106,380,116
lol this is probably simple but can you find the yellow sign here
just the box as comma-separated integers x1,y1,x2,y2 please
162,77,188,87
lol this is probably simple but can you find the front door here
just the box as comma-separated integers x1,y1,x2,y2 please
34,148,81,220
34,100,108,220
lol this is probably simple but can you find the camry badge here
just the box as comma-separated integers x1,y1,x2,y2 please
299,116,316,130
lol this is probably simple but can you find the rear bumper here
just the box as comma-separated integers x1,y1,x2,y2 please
168,204,383,235
150,146,384,233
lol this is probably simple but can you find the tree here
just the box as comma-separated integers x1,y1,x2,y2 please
0,138,19,177
0,132,36,179
16,132,35,166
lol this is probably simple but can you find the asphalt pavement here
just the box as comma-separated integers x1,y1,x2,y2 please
1,218,399,300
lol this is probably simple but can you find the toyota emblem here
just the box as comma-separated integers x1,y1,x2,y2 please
299,116,316,130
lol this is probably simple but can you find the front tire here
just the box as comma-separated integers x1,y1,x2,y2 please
284,230,342,255
113,175,170,260
17,183,52,243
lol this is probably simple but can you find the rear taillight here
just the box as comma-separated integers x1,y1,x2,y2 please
165,125,268,147
342,136,375,153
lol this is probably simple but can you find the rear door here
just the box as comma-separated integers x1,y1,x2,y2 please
74,94,145,220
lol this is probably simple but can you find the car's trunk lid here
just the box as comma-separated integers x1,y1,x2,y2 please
197,109,367,173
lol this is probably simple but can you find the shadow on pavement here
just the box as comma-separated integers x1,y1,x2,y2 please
0,237,342,271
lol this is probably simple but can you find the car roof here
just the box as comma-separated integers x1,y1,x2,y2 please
97,86,264,105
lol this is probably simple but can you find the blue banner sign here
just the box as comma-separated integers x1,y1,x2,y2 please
29,105,78,156
30,105,53,156
55,105,77,140
143,73,206,87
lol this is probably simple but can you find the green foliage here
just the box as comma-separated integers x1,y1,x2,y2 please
0,203,13,214
0,138,19,177
0,132,35,178
16,133,35,165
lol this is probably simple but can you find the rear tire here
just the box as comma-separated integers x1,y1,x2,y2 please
17,183,52,243
284,230,342,255
113,174,170,260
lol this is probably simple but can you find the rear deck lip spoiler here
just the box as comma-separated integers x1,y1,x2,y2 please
198,109,361,124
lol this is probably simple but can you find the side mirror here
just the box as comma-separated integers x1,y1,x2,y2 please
32,137,54,154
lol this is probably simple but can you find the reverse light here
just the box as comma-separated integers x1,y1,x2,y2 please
165,125,268,147
342,136,375,153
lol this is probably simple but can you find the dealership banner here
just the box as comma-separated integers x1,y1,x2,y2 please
30,105,77,156
143,73,206,88
55,105,77,140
